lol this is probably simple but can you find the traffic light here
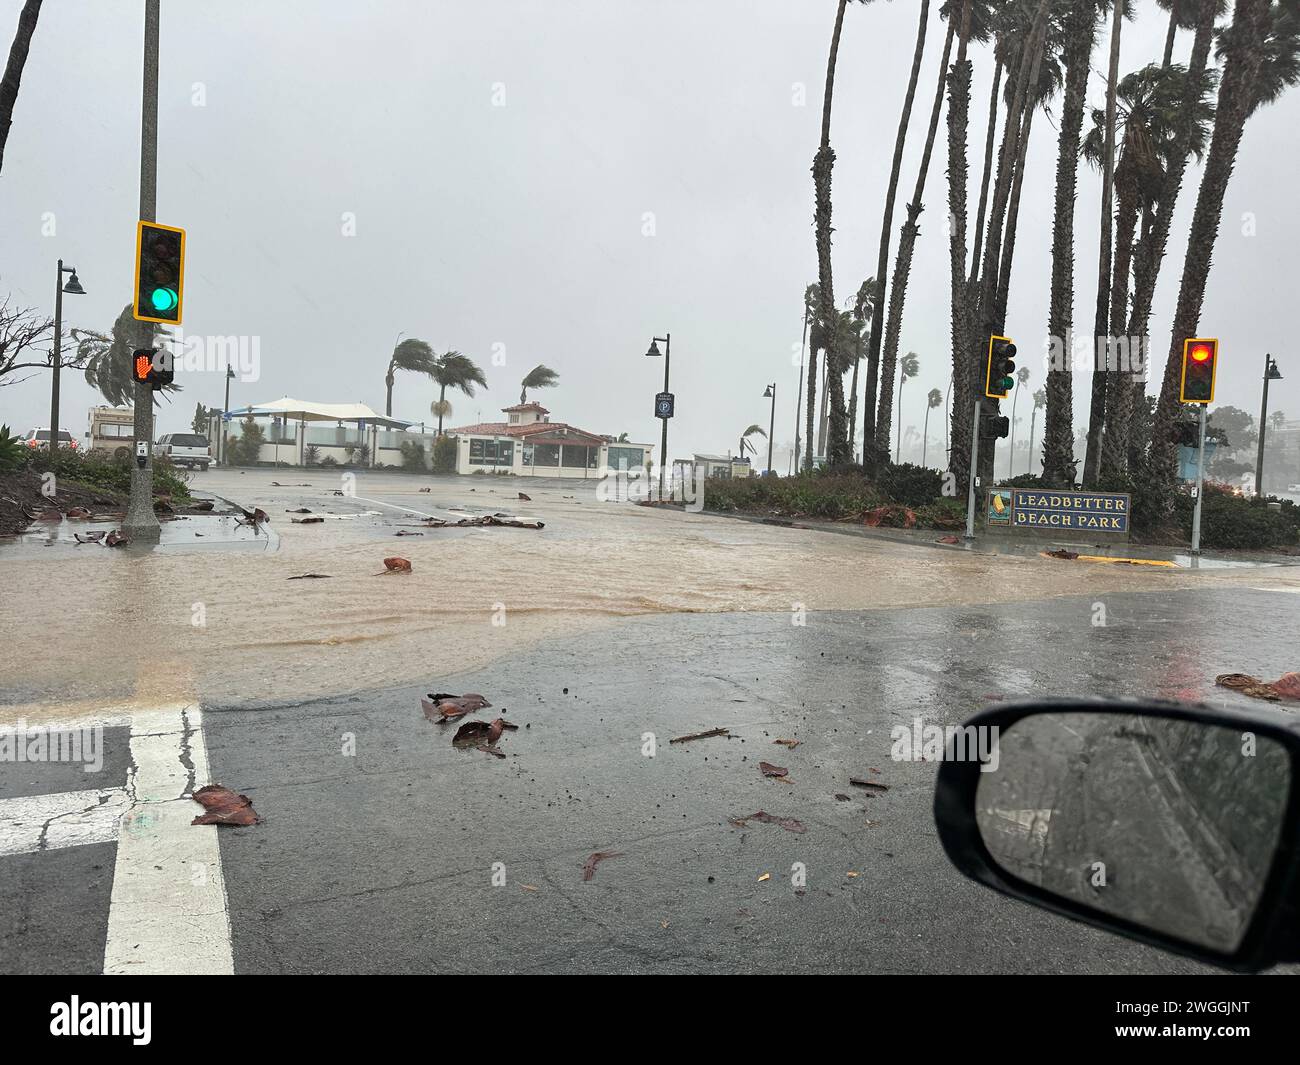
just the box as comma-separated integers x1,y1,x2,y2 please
1179,338,1218,404
980,413,1010,439
133,220,186,324
985,336,1016,399
132,348,173,391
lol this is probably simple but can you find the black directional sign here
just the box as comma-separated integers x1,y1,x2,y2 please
655,392,675,419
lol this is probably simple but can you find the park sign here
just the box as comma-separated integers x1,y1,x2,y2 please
986,488,1131,536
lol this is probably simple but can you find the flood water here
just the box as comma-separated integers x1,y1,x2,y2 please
1,469,1289,722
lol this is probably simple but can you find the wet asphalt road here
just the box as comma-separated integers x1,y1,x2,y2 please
187,585,1299,974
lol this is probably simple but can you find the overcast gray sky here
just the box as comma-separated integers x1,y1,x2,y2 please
2,0,1297,467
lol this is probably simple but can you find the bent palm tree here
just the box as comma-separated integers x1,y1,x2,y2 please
75,304,174,408
430,352,487,435
922,387,943,467
0,0,42,177
894,351,919,462
384,337,436,417
520,364,559,404
1150,0,1298,496
739,424,767,460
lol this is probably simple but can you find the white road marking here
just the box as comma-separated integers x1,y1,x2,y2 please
103,704,234,975
0,788,129,857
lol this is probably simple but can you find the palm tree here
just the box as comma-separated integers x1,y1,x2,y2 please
846,282,873,457
1028,388,1046,477
520,364,559,404
0,0,42,177
1007,365,1030,479
739,424,767,460
894,352,919,463
384,337,436,417
922,387,943,467
1088,63,1214,478
1270,410,1287,433
862,0,930,457
812,0,851,467
430,399,452,427
1150,0,1296,495
429,352,487,435
74,304,174,408
1156,0,1199,67
1042,2,1103,487
1081,0,1126,488
796,283,816,472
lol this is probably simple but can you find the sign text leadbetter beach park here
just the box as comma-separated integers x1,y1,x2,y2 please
986,488,1131,534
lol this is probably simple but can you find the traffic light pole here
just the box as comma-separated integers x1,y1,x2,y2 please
1191,403,1207,556
124,0,161,540
964,400,980,540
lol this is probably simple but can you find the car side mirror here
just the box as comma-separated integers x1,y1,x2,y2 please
934,697,1300,972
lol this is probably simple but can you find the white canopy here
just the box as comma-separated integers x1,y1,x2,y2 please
224,396,412,429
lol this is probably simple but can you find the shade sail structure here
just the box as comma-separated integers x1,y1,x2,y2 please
223,397,413,429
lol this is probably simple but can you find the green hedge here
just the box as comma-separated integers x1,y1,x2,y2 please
27,448,192,502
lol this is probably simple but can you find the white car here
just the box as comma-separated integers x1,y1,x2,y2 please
156,432,211,470
17,427,78,452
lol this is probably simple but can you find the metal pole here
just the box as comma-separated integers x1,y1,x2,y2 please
124,0,161,538
766,383,775,476
659,333,670,499
1191,403,1207,555
965,400,980,540
221,367,232,464
1254,352,1271,497
49,261,64,457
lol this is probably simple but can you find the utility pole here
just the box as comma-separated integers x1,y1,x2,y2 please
124,0,161,539
1255,353,1282,497
964,400,981,540
221,364,234,464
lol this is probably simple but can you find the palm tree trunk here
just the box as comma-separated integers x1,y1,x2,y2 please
923,406,931,467
848,338,861,459
968,59,1004,283
1099,173,1140,480
1082,0,1124,488
1124,3,1216,443
1149,0,1273,497
1042,3,1097,487
385,365,395,417
817,359,830,457
945,0,977,490
0,0,41,177
875,20,954,464
813,0,848,467
863,0,930,465
1162,6,1178,68
804,345,817,471
794,313,808,472
1027,406,1038,477
895,376,906,462
437,384,447,435
994,102,1036,323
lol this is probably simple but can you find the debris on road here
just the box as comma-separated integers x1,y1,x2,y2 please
518,492,531,501
73,531,106,543
850,777,889,792
395,530,424,536
375,556,412,574
1216,671,1300,702
419,487,431,493
286,507,313,514
291,516,324,524
1043,548,1079,560
758,761,788,778
415,514,545,530
105,530,129,547
935,534,961,545
582,850,623,881
235,506,270,533
757,872,771,882
772,738,800,749
287,572,332,579
191,784,260,826
862,505,917,529
729,811,806,833
422,692,493,722
270,482,312,487
451,717,516,748
669,727,729,744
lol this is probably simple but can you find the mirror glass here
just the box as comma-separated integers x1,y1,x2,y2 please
976,711,1291,953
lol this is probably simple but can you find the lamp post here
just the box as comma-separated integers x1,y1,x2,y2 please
1255,353,1283,497
220,364,235,464
646,334,671,498
763,383,776,476
48,260,86,456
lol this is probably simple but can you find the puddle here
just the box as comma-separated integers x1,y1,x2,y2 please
0,513,279,558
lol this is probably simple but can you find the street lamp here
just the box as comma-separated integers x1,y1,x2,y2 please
762,383,776,476
49,261,86,457
221,364,236,465
1255,353,1283,497
646,334,671,499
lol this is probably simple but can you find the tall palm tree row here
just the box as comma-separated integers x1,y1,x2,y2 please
862,0,931,464
1081,0,1127,488
1149,0,1299,496
1042,2,1102,485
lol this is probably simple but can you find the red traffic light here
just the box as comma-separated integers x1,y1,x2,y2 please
1180,338,1218,404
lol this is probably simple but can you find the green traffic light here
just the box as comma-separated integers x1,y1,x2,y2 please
150,287,178,313
1001,377,1014,390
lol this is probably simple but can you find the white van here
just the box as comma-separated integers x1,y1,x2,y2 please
156,432,211,470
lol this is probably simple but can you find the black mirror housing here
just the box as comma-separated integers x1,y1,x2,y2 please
934,696,1300,972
